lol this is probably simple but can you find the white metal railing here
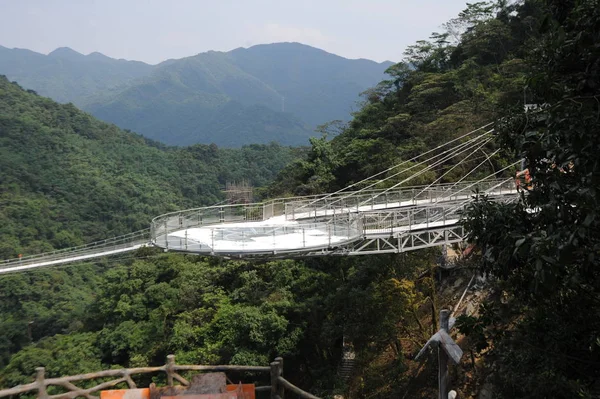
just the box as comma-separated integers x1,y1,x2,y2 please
287,179,515,221
151,180,518,256
361,193,517,237
150,179,511,248
156,215,363,255
0,229,150,271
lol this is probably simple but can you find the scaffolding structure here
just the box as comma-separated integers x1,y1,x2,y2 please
224,181,253,204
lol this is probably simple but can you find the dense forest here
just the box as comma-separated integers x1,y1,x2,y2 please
0,75,300,258
1,0,599,398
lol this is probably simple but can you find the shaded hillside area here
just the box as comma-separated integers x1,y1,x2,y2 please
0,75,298,258
0,43,392,146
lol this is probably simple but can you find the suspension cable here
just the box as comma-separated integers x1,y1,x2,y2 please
411,136,495,199
297,122,495,209
319,131,493,212
436,159,522,205
425,160,523,224
358,131,494,206
447,148,501,188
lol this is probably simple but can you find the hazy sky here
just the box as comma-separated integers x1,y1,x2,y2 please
0,0,470,64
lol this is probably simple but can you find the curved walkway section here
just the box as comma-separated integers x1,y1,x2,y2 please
0,180,518,274
151,180,517,257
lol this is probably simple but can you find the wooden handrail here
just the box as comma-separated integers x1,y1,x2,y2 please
277,377,321,399
269,357,320,399
0,355,321,399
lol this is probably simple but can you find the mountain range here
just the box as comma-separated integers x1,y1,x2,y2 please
0,43,393,146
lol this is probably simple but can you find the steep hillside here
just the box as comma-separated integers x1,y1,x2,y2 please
0,46,153,104
0,75,296,259
3,1,597,398
266,1,600,398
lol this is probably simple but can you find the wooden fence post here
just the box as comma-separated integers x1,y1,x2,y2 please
275,357,284,399
270,361,279,399
36,367,48,399
167,354,175,387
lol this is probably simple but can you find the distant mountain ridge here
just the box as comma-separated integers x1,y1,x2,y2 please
0,43,393,146
0,45,153,104
227,43,394,127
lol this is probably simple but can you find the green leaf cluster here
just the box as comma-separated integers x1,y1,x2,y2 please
461,0,600,397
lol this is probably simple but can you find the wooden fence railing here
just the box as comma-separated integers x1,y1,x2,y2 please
0,356,320,399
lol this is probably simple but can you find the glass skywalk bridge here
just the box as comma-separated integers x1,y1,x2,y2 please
0,179,518,274
1,122,516,273
151,179,517,258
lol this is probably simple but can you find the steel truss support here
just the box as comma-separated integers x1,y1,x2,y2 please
306,225,466,256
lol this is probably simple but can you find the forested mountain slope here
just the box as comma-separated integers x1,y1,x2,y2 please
0,75,435,394
0,68,437,399
0,75,297,259
0,46,154,104
227,43,394,127
0,76,304,379
0,43,391,146
84,43,392,146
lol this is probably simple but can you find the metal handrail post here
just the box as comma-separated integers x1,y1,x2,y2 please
164,219,168,249
347,213,351,239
